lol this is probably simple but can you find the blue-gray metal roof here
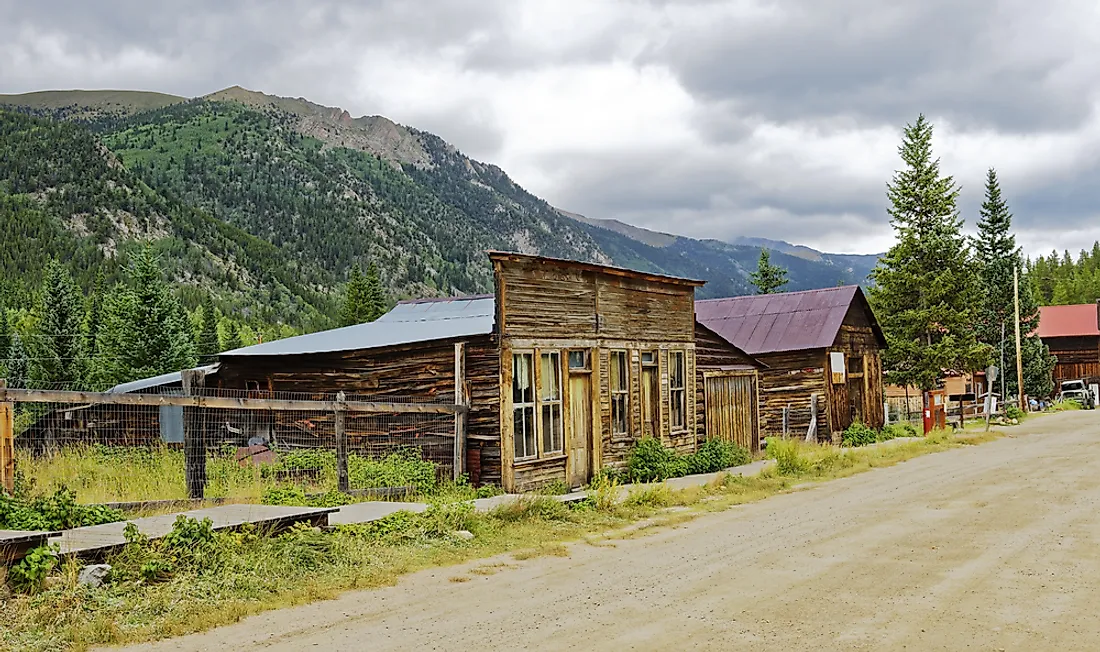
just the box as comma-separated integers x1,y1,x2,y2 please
107,364,220,394
221,295,496,357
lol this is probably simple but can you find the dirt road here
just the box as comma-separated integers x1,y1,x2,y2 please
123,411,1100,651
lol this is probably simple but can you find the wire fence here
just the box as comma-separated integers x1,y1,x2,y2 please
1,385,463,506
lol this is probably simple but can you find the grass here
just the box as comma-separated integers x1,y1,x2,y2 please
2,429,1002,651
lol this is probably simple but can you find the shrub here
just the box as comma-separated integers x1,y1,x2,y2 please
627,438,687,482
685,439,751,474
8,545,59,594
114,516,224,583
766,438,809,476
878,423,918,441
1005,405,1025,421
841,422,877,447
0,487,123,531
588,472,621,512
535,480,571,496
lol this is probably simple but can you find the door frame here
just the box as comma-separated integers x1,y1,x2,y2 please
702,369,760,452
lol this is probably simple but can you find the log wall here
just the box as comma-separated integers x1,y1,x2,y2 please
1048,336,1100,384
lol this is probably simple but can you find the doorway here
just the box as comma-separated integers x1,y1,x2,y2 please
642,352,659,438
567,351,593,489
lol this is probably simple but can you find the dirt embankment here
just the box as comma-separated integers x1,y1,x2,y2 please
121,411,1100,651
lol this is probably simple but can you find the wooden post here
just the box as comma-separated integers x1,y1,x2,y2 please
0,379,14,494
782,405,789,439
1014,266,1026,412
805,394,817,443
454,342,466,481
335,391,348,493
181,369,207,500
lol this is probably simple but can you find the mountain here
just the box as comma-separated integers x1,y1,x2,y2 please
0,86,879,334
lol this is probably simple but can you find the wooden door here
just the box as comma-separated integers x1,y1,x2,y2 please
642,366,659,437
567,373,593,488
704,373,759,452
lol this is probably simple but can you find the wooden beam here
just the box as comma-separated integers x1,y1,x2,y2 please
335,391,348,493
182,369,207,500
0,379,14,494
0,388,466,414
453,342,466,481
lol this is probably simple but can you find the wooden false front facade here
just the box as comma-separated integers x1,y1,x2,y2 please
491,253,707,492
1047,336,1100,385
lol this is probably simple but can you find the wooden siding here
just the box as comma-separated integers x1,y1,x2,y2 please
703,372,760,452
1048,336,1100,384
513,456,568,493
694,322,762,450
826,325,886,436
755,350,829,440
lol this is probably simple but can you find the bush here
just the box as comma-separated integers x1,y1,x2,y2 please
1005,405,1025,420
0,487,123,531
685,439,751,475
841,422,877,447
627,438,686,482
115,516,224,583
8,545,59,594
878,423,918,441
766,438,809,476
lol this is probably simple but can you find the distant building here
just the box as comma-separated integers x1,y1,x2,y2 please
1037,302,1100,385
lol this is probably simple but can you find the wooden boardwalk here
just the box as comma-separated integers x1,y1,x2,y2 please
1,528,62,561
52,504,337,556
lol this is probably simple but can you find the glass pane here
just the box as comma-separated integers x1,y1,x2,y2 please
515,406,535,458
670,352,684,388
513,354,532,403
523,407,537,458
542,404,562,453
568,350,587,369
642,351,655,364
540,352,560,401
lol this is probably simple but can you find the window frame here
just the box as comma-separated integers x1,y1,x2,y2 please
539,350,564,455
512,351,538,461
609,349,630,436
668,349,687,432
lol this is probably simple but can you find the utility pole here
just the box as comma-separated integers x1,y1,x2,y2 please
1000,320,1006,407
1014,266,1025,412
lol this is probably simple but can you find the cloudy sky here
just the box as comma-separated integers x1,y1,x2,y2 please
3,0,1099,256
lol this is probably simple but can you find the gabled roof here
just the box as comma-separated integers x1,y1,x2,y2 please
107,364,220,394
1037,303,1100,338
695,286,885,355
220,296,496,357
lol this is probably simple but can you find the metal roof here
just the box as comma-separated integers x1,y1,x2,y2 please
1037,303,1100,338
695,286,884,355
220,296,496,357
107,364,220,394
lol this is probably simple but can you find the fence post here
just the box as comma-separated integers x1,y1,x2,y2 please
805,393,818,443
782,405,789,439
454,342,466,481
335,391,348,493
181,369,207,500
0,379,14,494
884,401,890,425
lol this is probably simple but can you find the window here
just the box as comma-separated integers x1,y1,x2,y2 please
641,351,656,366
610,350,629,435
669,350,686,431
847,355,863,375
540,352,563,454
568,350,589,370
513,353,536,459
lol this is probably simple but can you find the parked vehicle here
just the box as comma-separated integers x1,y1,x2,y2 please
1059,380,1096,409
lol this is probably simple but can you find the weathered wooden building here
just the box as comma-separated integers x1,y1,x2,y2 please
1037,302,1100,386
208,252,761,491
695,286,886,442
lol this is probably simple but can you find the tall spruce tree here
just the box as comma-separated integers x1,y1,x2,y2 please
7,333,29,389
972,168,1055,398
83,269,105,384
31,260,86,389
364,262,387,321
197,293,221,362
0,307,10,365
339,264,371,327
96,249,197,387
749,248,789,295
221,322,243,353
869,114,990,391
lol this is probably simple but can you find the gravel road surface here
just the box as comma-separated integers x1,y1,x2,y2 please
120,411,1100,651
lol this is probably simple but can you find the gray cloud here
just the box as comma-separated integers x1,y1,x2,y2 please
1,0,1097,256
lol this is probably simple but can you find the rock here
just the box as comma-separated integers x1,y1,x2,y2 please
78,564,112,588
452,530,475,541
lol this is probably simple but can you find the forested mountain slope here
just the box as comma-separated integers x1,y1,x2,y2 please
1,86,877,335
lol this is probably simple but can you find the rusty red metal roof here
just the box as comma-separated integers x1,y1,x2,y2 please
1037,304,1100,338
695,286,884,355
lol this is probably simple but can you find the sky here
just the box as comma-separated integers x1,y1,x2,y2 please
3,0,1099,257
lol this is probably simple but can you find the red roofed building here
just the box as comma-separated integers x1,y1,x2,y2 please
1037,302,1100,385
696,286,886,443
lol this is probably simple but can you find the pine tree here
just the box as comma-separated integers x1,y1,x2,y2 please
221,322,243,353
7,333,29,389
749,248,789,295
83,270,105,383
339,264,371,327
0,307,10,365
365,262,387,320
31,260,85,389
971,169,1055,398
869,115,991,391
197,293,221,362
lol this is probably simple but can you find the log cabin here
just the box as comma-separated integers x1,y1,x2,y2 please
1037,302,1100,386
204,252,763,492
695,286,886,443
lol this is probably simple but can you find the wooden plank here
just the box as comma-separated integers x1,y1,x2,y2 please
500,344,515,493
0,388,465,414
454,342,466,480
182,369,207,500
335,391,348,492
0,379,13,494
